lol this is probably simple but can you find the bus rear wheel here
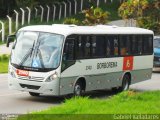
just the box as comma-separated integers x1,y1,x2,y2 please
29,92,40,97
74,81,82,96
120,74,130,91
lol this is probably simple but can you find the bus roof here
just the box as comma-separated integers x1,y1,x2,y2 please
19,24,154,36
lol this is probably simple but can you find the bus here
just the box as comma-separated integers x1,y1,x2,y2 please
7,24,153,96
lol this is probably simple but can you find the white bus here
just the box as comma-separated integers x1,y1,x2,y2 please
7,24,153,96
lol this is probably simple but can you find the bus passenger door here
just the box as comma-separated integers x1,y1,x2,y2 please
60,35,77,95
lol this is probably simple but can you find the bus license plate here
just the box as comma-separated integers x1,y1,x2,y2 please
16,69,29,76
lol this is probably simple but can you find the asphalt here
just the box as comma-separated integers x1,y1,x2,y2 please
0,43,12,55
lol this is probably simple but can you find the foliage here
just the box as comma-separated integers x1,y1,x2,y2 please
82,7,110,25
118,0,148,20
15,0,38,9
137,17,160,34
119,0,160,34
63,6,110,26
0,54,9,61
63,18,80,25
0,54,9,73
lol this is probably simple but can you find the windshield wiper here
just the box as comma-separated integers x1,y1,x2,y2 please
19,40,36,66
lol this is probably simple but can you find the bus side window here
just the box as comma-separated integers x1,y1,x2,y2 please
126,36,132,55
92,36,105,58
76,36,84,59
120,35,127,56
131,35,138,55
106,36,119,57
143,35,153,54
63,38,75,61
137,35,143,55
84,36,91,58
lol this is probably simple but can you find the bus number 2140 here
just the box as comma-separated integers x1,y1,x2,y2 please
86,66,92,70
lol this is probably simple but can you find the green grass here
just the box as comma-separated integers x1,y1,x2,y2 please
36,91,160,114
0,41,4,45
0,54,9,73
18,91,160,120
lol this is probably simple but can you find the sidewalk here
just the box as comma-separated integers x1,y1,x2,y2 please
0,43,12,55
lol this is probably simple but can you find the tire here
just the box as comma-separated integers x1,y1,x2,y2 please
120,74,130,91
29,92,40,97
74,81,82,96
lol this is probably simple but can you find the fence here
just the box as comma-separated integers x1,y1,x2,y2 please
0,0,125,42
0,21,5,42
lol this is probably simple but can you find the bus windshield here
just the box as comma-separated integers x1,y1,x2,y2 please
11,31,64,71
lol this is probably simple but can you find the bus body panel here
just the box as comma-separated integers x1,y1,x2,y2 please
8,65,61,95
130,69,152,84
59,55,153,95
8,75,60,95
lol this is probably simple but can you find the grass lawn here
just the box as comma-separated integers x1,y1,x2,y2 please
0,41,5,45
0,61,8,73
18,91,160,120
0,54,9,73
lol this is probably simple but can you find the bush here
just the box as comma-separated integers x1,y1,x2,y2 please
82,7,110,25
63,18,80,25
1,54,9,61
137,17,160,34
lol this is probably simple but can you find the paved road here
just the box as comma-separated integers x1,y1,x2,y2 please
0,73,160,114
0,43,12,55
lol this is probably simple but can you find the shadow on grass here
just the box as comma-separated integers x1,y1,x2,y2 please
20,90,118,104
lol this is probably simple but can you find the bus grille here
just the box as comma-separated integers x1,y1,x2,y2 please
20,84,40,90
18,76,44,82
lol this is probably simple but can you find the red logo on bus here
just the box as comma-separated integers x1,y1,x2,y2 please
16,69,29,76
123,56,134,71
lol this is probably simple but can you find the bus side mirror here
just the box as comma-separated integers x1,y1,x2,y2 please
6,35,16,47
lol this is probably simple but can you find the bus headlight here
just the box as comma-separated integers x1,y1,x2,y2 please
9,67,16,78
45,72,58,82
10,71,16,78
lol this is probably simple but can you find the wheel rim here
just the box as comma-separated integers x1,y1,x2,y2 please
74,84,81,95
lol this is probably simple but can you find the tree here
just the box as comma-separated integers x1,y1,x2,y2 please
118,0,148,20
82,7,110,25
119,0,160,34
0,0,17,17
15,0,38,9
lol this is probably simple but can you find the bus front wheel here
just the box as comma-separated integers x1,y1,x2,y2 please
29,92,40,97
74,81,82,96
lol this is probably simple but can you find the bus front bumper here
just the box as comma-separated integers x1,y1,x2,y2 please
8,74,60,96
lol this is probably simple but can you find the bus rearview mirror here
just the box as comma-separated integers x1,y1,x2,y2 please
6,35,16,47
